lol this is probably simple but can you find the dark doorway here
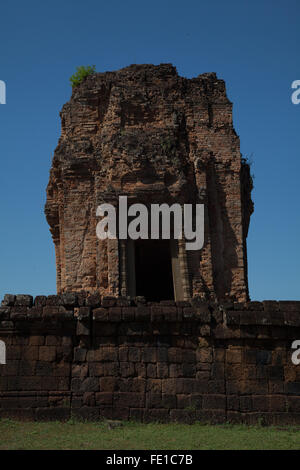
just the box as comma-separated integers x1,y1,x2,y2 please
135,239,174,301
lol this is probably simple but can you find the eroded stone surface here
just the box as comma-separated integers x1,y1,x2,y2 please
1,298,300,424
45,63,253,301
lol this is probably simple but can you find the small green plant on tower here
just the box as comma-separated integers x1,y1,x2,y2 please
70,65,96,87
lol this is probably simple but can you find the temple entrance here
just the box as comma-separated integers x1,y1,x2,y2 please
124,238,185,301
134,239,174,301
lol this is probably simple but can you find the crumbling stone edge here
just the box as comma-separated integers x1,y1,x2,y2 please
1,293,300,425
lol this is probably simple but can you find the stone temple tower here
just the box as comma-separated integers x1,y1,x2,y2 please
45,64,253,302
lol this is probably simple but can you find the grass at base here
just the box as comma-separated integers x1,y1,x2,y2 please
0,419,300,450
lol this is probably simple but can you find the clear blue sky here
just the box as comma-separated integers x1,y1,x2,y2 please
0,0,299,301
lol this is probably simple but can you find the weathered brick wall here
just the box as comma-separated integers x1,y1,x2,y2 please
1,293,300,424
45,64,254,302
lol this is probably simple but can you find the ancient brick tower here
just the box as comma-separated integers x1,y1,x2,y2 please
45,64,253,302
